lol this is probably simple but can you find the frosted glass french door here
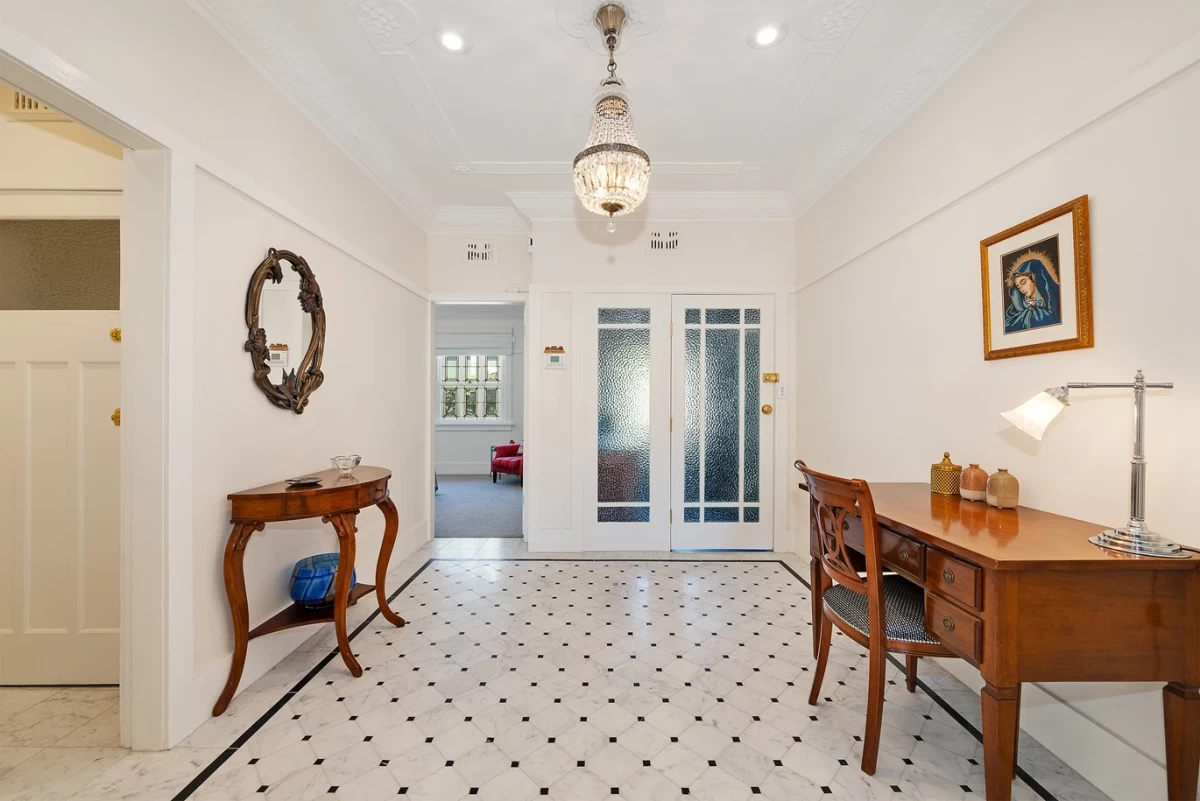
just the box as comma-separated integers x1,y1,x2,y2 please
583,295,672,551
670,296,774,550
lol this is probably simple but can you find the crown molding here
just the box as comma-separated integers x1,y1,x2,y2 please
506,191,793,223
432,206,531,234
787,0,1027,216
190,0,439,229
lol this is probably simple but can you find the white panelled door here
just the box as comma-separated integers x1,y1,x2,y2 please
0,312,121,684
670,296,774,550
582,295,672,551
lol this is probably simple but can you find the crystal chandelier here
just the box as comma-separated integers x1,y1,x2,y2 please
572,3,651,232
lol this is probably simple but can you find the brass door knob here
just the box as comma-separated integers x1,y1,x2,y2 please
761,404,773,415
111,408,121,427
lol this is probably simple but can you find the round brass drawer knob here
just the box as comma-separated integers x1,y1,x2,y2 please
941,616,955,632
898,547,910,562
942,568,955,584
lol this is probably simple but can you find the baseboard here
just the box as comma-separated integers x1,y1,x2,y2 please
934,658,1167,800
436,461,491,475
175,518,430,746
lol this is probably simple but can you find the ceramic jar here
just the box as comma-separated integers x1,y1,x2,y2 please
960,464,988,502
930,452,962,496
986,469,1019,508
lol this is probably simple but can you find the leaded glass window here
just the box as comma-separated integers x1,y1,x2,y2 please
438,354,505,420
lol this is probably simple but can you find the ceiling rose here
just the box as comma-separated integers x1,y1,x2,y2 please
571,3,651,232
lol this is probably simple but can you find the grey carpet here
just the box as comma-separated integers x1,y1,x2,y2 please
434,474,523,538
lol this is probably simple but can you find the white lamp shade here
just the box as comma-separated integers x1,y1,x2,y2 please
1001,391,1066,441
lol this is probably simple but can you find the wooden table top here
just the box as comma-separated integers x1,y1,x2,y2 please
228,466,391,500
868,482,1196,571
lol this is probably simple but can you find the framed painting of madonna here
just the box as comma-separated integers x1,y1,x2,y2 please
980,195,1093,360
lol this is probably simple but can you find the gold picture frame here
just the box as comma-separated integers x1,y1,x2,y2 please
980,195,1092,361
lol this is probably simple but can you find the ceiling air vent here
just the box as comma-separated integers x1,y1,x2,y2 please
464,240,495,264
648,230,681,254
5,89,62,121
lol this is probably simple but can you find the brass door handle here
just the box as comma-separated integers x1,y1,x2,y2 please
111,408,121,426
761,404,773,415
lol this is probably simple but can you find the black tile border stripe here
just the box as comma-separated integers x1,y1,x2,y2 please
171,556,1059,801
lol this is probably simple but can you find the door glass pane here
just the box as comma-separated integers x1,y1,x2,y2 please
598,507,650,523
744,507,760,522
683,506,699,522
599,308,651,324
705,308,740,324
685,308,700,325
704,507,739,523
704,328,740,503
745,309,761,324
684,328,700,504
598,327,651,503
744,328,760,503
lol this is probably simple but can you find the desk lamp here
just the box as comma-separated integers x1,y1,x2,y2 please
1001,370,1185,558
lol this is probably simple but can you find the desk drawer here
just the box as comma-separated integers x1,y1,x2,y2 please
881,528,924,582
927,593,982,663
926,549,981,611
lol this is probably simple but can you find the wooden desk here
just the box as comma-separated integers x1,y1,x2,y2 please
808,483,1200,800
212,466,406,716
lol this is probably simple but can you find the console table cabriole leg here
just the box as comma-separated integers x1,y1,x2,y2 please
212,522,264,716
375,497,406,628
325,512,363,677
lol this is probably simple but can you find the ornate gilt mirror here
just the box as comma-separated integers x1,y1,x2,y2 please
244,248,325,414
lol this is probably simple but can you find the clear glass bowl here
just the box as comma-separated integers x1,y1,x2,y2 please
331,454,361,478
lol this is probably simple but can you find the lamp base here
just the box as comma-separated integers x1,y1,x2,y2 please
1089,527,1190,558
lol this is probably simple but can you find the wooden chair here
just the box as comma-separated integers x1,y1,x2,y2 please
796,460,957,775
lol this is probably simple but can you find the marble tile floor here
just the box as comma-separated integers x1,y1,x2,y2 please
0,539,1111,800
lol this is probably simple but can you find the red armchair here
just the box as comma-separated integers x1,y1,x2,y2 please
490,440,523,483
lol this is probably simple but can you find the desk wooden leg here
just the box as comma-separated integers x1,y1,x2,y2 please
981,682,1019,801
1164,682,1200,801
375,498,405,629
213,522,262,716
326,513,363,678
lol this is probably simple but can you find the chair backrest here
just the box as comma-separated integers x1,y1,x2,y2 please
795,460,884,612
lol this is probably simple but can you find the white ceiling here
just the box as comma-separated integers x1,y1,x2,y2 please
192,0,1023,228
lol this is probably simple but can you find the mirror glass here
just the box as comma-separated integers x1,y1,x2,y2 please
259,266,314,389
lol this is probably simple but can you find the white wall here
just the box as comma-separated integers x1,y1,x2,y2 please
0,0,426,284
526,220,796,553
434,303,525,475
427,232,532,294
792,3,1200,798
0,2,434,747
188,170,430,734
0,89,122,218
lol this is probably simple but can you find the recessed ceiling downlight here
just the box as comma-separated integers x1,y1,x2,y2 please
432,26,471,54
748,23,787,49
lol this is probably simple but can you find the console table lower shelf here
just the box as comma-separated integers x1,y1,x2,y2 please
213,467,405,717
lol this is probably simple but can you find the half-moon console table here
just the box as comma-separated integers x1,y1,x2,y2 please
212,466,405,717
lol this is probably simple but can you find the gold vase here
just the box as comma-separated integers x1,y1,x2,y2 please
930,452,962,496
986,469,1019,509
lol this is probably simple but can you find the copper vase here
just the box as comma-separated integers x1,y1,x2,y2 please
960,464,988,502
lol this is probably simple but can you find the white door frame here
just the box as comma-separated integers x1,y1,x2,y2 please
525,284,795,555
0,33,183,750
428,293,530,543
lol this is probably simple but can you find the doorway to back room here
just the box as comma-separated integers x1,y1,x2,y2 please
432,301,526,538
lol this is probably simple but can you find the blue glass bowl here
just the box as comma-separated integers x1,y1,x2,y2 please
289,553,356,609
